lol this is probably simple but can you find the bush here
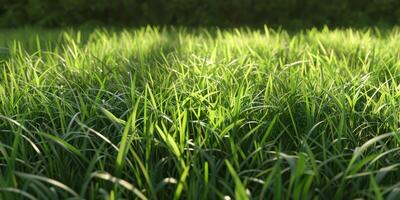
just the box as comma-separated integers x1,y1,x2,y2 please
1,0,400,27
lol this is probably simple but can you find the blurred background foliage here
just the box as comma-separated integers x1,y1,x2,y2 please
0,0,399,27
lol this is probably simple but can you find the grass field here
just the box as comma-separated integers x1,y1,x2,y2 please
1,27,400,199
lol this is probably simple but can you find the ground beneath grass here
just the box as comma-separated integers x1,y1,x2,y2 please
1,27,400,199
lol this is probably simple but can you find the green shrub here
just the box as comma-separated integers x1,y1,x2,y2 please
1,1,400,28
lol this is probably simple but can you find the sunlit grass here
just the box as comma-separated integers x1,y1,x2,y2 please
1,26,400,199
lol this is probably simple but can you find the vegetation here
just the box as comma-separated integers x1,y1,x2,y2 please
1,0,400,27
1,27,400,199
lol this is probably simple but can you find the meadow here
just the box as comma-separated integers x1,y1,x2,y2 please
1,27,400,199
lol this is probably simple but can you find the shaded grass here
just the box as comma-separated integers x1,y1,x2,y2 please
1,26,400,199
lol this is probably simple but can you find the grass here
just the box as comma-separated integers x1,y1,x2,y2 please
1,26,400,199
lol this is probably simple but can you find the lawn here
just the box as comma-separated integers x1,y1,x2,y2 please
1,27,400,199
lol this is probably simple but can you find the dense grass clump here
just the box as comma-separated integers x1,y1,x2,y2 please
1,27,400,199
